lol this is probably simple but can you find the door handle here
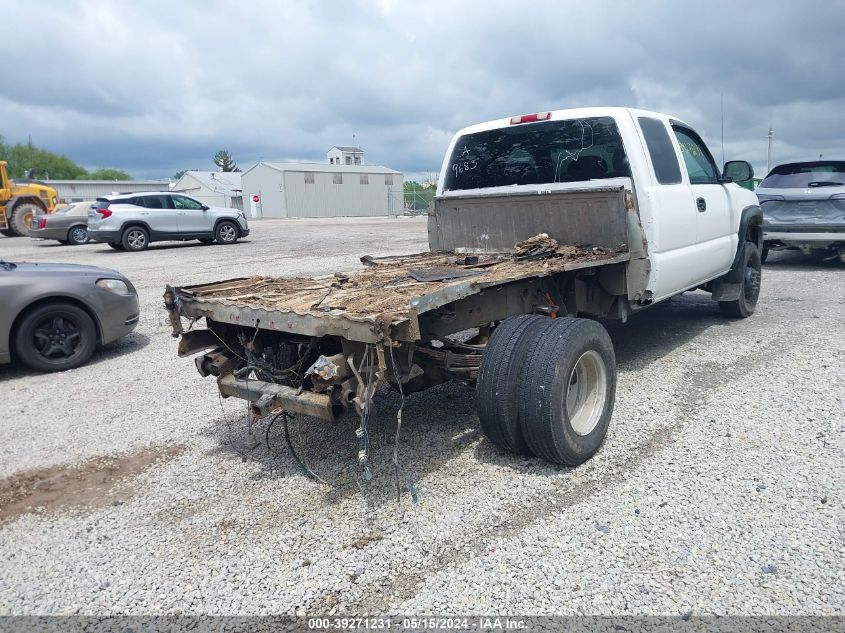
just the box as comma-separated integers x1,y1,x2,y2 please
696,197,707,212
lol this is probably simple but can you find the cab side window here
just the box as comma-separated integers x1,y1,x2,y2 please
638,117,682,184
672,126,719,185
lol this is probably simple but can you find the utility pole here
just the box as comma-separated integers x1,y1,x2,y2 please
766,127,773,174
720,93,725,166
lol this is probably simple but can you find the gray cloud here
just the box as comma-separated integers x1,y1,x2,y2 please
2,0,842,179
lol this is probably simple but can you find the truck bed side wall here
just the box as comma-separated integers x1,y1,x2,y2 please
428,189,629,254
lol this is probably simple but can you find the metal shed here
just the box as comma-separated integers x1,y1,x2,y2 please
46,180,165,203
240,162,403,219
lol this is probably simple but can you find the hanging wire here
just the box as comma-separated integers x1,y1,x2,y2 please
282,412,333,485
354,345,375,483
388,343,406,502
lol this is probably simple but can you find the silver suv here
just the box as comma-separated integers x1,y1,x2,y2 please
87,191,250,252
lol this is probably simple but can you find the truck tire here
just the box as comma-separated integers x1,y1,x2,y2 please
13,302,98,372
9,202,41,237
719,243,761,318
215,221,239,245
122,226,149,252
476,315,551,455
518,317,616,465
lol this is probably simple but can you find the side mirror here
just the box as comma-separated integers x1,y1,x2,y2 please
201,204,210,211
723,160,754,183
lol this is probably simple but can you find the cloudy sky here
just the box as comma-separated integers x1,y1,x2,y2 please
3,1,843,180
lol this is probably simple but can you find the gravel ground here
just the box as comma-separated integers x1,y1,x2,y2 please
0,219,842,617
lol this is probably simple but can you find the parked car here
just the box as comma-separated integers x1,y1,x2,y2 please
30,201,95,245
756,161,845,262
0,259,139,372
87,192,250,252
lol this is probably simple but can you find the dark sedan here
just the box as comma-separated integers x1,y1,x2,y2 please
30,201,94,245
0,260,139,371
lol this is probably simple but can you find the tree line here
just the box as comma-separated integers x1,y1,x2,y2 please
0,136,131,180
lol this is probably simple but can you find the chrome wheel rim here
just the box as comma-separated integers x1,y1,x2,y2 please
219,224,236,242
70,227,87,243
127,230,146,249
565,350,608,436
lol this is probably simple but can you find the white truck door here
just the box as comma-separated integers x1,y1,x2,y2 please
671,125,734,282
635,116,702,297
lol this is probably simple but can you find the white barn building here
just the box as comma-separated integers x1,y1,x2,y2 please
171,171,243,210
327,146,364,165
241,161,403,219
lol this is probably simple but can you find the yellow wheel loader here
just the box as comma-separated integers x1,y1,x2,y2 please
0,161,60,237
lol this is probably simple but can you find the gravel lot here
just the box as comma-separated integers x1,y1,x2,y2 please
0,218,842,617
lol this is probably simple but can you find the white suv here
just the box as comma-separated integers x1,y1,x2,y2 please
87,192,250,252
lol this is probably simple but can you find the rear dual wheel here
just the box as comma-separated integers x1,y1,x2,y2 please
476,315,616,465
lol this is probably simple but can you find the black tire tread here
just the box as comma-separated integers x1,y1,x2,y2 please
476,315,547,454
518,318,616,464
9,202,39,237
719,243,761,318
13,302,97,372
517,318,584,461
215,221,239,245
67,225,88,245
121,226,149,251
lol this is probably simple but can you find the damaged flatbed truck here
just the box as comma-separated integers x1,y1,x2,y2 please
164,107,763,466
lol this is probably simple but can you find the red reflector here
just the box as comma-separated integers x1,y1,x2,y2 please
510,112,552,125
97,209,113,219
39,217,47,229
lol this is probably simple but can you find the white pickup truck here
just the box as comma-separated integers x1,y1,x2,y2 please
165,107,763,469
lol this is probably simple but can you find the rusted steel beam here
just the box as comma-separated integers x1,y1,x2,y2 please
217,374,335,421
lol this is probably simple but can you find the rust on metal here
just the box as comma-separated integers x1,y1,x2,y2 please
217,374,335,421
163,286,184,338
174,247,628,344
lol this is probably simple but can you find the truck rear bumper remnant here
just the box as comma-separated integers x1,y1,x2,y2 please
217,374,337,421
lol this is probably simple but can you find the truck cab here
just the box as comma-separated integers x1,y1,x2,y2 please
435,107,761,309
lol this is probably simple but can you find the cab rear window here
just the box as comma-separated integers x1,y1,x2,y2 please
761,162,845,188
443,116,629,192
